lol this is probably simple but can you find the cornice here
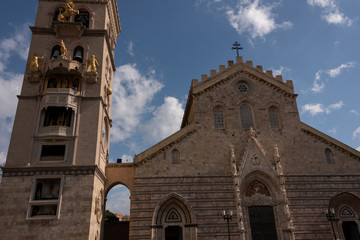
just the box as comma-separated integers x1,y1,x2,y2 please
1,165,106,182
301,122,360,160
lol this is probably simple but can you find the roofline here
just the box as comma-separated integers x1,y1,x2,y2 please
301,122,360,160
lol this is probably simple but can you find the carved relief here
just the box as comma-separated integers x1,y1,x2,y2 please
246,180,270,197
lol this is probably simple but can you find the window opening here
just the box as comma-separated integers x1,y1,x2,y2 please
325,148,334,164
238,83,248,93
28,177,63,219
172,149,180,164
73,46,84,63
40,145,66,161
213,108,225,129
248,206,278,240
43,107,72,127
240,103,254,129
268,107,280,129
74,10,90,28
51,45,61,59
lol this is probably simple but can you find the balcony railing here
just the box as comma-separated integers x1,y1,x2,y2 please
41,89,78,110
38,126,73,137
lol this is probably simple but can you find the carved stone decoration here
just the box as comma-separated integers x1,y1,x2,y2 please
340,206,356,218
246,180,270,197
95,190,103,223
84,71,98,83
250,154,260,165
165,208,182,223
27,71,42,83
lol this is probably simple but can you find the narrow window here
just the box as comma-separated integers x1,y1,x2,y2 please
74,10,90,28
213,108,225,129
268,107,280,129
172,149,180,164
325,148,334,164
240,103,254,129
51,45,61,59
73,46,84,63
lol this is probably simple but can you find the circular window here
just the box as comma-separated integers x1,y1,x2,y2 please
238,83,248,93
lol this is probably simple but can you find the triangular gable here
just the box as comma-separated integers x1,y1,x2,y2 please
181,56,296,128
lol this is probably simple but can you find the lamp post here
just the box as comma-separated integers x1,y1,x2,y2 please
325,208,337,240
222,210,233,240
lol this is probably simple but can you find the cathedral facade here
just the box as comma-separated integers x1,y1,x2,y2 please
0,0,360,240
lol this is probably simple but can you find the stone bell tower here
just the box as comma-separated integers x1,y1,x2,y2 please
0,0,120,239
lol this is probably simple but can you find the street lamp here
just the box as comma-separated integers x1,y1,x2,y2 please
325,208,337,240
222,210,233,240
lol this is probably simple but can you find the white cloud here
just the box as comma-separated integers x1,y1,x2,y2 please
357,146,360,152
302,103,325,116
226,0,292,39
307,0,352,26
127,41,135,57
311,71,325,93
327,62,355,78
311,62,355,93
272,66,291,76
325,100,343,114
142,97,184,144
353,127,360,139
350,110,359,116
111,64,164,143
106,185,131,215
302,100,343,116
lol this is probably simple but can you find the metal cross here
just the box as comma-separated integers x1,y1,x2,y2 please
232,41,243,57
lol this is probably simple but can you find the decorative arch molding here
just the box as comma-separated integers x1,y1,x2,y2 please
328,192,360,240
151,193,197,240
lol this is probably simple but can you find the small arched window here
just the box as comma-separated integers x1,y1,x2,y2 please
268,107,280,129
325,148,334,164
213,108,225,129
240,103,255,129
74,10,90,28
51,45,61,59
47,78,58,88
73,46,84,63
172,149,180,164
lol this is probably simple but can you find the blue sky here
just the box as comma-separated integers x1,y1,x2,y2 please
0,0,359,214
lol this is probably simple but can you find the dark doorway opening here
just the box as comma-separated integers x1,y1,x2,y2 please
165,226,182,240
248,206,278,240
342,221,360,240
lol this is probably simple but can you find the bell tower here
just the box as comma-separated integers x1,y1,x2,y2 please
0,0,120,239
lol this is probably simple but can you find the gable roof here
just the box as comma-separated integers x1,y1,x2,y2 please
181,56,297,128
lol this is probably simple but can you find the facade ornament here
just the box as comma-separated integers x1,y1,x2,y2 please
249,127,256,138
86,55,100,72
29,53,44,71
60,40,67,57
250,154,260,165
57,0,79,22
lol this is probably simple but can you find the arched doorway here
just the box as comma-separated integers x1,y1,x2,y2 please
151,193,197,240
103,184,131,240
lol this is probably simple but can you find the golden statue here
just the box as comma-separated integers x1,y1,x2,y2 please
57,0,79,22
29,53,44,71
86,55,100,72
60,40,67,57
